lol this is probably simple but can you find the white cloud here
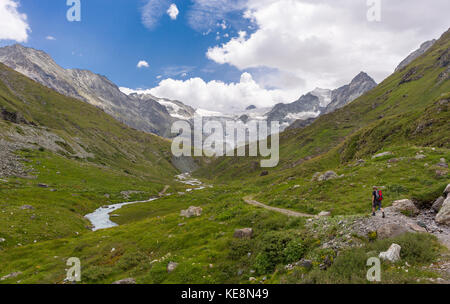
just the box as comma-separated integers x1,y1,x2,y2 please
206,0,450,90
167,3,179,20
137,60,150,68
0,0,30,42
141,0,169,29
46,35,56,41
121,72,299,113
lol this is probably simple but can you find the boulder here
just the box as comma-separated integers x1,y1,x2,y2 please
0,238,5,243
415,154,426,160
318,171,338,181
377,223,409,239
432,196,445,212
260,171,269,177
444,184,450,197
408,223,427,233
317,211,331,217
167,262,178,273
436,197,450,226
234,228,253,239
37,183,49,188
297,259,313,270
379,244,401,263
372,152,392,159
437,158,448,168
392,199,419,216
112,278,136,284
180,206,203,218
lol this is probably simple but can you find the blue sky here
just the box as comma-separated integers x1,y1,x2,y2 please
0,0,250,89
0,0,449,112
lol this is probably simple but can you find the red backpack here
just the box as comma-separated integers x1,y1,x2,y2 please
375,190,383,201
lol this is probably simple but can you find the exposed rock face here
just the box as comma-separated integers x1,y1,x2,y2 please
267,72,377,128
0,44,174,137
234,228,253,239
392,199,420,216
395,40,436,72
180,206,203,218
377,223,409,239
379,244,401,263
112,278,136,284
436,197,450,226
323,72,377,114
444,184,450,197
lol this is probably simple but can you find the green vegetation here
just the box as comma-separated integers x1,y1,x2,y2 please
0,29,449,284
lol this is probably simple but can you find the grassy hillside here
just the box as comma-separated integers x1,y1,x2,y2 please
0,63,184,248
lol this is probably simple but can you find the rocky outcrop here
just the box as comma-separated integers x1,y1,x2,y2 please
395,40,436,72
436,197,450,226
392,199,420,216
180,206,203,218
234,228,253,239
379,244,401,263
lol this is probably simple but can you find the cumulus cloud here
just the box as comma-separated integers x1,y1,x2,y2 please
0,0,30,42
121,72,299,113
167,3,179,20
46,35,56,41
137,60,150,68
206,0,450,90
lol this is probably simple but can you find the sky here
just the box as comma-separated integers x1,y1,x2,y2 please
0,0,449,113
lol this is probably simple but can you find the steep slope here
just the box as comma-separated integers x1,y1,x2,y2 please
395,40,437,72
0,62,178,180
197,28,450,181
0,44,174,137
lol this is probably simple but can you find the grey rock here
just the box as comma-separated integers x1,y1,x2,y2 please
180,206,203,218
436,197,450,226
318,171,338,181
379,244,401,262
392,199,420,216
233,228,253,239
167,262,178,273
377,223,409,239
318,211,331,217
112,278,136,284
432,197,445,212
443,184,450,197
37,183,49,188
372,152,393,159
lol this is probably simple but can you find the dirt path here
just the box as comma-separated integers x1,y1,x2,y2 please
243,196,314,218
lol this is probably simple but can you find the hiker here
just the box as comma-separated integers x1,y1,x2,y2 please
372,186,385,218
